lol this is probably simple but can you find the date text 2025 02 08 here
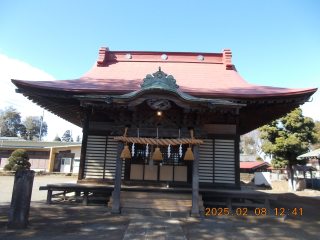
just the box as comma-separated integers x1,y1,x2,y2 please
205,208,303,216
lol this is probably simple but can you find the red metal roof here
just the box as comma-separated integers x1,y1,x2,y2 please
11,47,317,98
240,162,270,169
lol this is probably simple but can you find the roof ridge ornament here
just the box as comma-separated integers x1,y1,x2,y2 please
140,67,179,91
97,47,109,67
222,49,233,70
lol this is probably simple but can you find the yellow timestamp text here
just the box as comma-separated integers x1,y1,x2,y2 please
205,207,268,216
274,208,302,216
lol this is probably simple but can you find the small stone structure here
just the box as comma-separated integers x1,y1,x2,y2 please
7,170,35,229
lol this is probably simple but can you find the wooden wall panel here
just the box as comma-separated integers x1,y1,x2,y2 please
214,139,235,184
84,136,124,180
174,166,187,182
159,165,173,181
199,140,214,183
202,124,236,134
105,136,124,180
144,165,158,181
84,135,106,179
130,164,144,180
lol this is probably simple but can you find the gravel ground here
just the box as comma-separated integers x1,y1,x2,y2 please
0,176,77,203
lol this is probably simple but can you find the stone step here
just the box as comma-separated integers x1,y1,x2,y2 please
108,202,205,211
109,196,203,206
113,191,202,200
121,208,192,218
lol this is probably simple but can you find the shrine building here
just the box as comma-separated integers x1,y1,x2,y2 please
12,47,317,216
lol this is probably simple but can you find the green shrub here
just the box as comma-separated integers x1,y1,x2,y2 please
3,149,31,171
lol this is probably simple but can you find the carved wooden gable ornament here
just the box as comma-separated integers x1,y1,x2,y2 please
140,67,179,91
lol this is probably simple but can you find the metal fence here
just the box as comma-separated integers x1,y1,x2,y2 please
307,179,320,190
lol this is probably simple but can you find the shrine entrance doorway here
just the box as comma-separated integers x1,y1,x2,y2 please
125,143,191,183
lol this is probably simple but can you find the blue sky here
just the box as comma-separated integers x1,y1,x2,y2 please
0,0,319,140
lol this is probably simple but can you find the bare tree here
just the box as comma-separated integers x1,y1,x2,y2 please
241,129,268,156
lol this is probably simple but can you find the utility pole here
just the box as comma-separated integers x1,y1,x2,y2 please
39,109,44,141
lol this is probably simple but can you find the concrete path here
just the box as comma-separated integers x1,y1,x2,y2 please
123,217,186,240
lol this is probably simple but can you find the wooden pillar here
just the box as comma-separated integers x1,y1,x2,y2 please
191,145,200,217
46,190,52,204
78,116,89,180
7,170,35,229
235,114,241,188
48,147,55,172
83,192,88,206
111,141,124,214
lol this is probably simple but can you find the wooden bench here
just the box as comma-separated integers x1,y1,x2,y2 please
39,184,113,205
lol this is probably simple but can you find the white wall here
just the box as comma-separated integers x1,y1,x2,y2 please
254,172,271,186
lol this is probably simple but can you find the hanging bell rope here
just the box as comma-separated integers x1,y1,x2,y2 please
191,129,194,145
184,129,195,161
120,127,132,159
152,127,163,161
123,127,128,141
152,147,163,161
120,145,131,158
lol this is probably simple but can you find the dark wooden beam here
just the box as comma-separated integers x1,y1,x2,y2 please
111,141,124,214
235,115,240,188
191,145,200,217
78,115,88,180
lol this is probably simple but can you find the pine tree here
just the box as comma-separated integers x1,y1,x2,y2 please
3,149,31,171
53,134,61,141
259,108,318,190
312,121,320,150
22,116,48,140
61,130,73,142
0,106,25,137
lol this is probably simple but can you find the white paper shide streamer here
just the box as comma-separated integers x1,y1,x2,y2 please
179,144,182,158
145,143,149,157
167,144,171,158
132,143,135,156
